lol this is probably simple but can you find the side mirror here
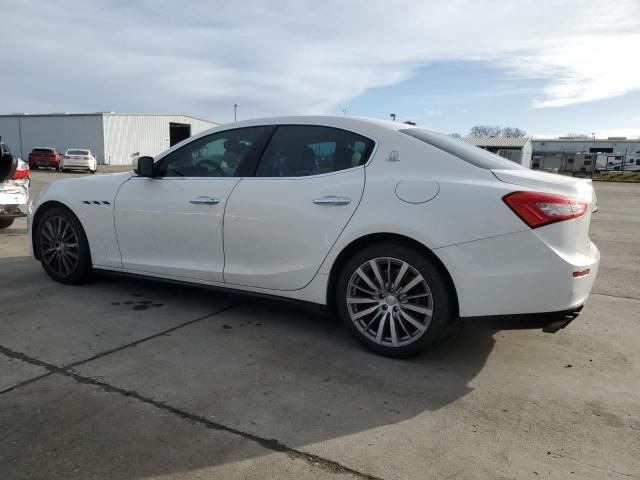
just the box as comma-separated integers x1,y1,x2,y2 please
134,156,155,177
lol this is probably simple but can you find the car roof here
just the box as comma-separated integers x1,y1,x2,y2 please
226,115,410,132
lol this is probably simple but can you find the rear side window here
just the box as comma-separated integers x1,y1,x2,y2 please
255,125,373,177
400,128,525,170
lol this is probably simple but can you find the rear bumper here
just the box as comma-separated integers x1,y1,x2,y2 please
62,161,92,169
460,305,584,333
29,160,58,167
435,229,600,318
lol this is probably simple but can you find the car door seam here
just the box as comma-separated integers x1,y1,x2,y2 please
111,174,136,268
221,178,243,283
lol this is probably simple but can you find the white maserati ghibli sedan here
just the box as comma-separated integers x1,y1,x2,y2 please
28,116,599,357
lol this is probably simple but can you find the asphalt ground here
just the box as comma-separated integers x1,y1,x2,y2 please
1,168,638,479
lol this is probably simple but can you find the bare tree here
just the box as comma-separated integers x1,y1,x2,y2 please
502,127,527,138
562,133,591,139
469,125,502,137
449,133,461,138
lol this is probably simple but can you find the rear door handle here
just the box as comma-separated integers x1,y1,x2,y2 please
313,195,351,206
190,196,220,205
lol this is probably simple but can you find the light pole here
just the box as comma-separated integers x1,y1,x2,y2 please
234,104,239,123
390,113,396,122
342,109,347,116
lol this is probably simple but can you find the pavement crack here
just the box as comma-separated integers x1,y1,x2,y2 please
0,371,53,396
0,343,383,480
65,301,245,369
592,292,640,301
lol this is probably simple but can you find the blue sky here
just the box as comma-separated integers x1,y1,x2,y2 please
342,62,640,137
1,0,639,138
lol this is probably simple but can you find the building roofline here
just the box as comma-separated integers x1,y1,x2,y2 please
0,112,218,124
532,138,640,142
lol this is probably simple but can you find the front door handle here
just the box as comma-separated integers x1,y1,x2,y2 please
313,195,351,206
190,196,220,205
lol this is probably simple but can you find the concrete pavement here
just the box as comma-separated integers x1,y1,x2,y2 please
1,171,639,479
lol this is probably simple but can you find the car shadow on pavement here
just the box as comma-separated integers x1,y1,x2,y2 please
1,256,497,479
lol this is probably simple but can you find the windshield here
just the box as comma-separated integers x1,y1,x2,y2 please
400,128,526,170
67,149,90,155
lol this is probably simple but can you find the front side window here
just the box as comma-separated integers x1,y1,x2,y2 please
156,126,268,177
255,125,373,177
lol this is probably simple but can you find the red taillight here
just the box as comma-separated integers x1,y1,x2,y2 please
573,269,590,278
12,164,29,180
83,156,90,160
63,155,70,159
503,191,588,229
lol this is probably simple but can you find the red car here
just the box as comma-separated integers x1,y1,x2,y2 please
28,147,63,170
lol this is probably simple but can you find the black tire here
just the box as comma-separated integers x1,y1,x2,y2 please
335,242,452,358
36,206,91,284
0,217,15,229
90,169,96,174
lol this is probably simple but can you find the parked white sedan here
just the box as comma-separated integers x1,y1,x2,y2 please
28,116,600,357
61,149,97,173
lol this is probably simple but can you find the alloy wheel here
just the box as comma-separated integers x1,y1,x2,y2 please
346,257,433,347
40,216,80,278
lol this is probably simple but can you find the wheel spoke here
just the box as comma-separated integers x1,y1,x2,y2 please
65,250,79,260
55,217,63,237
376,311,388,343
389,313,398,346
392,262,409,291
364,309,384,331
398,274,424,295
368,260,385,290
401,303,433,317
395,311,410,338
60,222,70,241
347,297,378,304
352,284,377,296
44,222,56,241
398,308,427,333
402,293,430,301
351,304,380,320
61,253,72,274
356,268,381,293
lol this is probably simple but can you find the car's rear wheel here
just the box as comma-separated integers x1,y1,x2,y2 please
336,242,451,358
0,218,15,229
36,207,91,284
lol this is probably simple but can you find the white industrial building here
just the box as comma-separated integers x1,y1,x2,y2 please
531,138,640,173
462,136,533,168
0,113,218,165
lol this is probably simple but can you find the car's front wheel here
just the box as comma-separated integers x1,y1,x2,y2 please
336,242,452,358
36,206,91,284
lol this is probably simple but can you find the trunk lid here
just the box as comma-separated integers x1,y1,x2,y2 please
492,168,596,258
492,169,594,201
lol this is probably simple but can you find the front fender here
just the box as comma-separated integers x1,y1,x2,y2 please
30,173,132,267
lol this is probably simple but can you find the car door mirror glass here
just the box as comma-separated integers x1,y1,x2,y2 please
134,156,155,177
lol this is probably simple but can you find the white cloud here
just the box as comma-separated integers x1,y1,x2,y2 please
1,0,639,120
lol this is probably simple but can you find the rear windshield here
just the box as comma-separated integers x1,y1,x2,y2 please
400,128,525,170
67,150,89,155
33,148,54,154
